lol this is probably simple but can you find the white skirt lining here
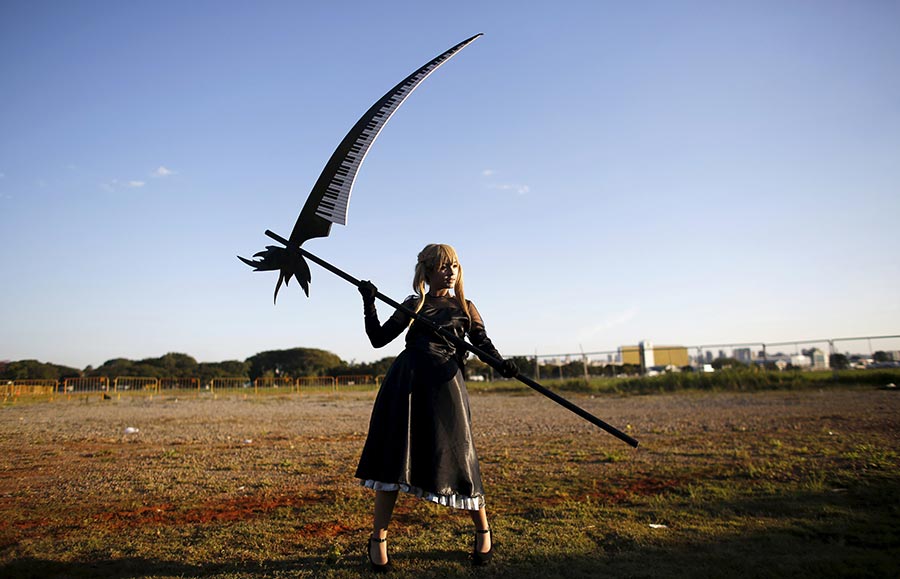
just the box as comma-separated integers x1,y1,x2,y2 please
361,479,484,511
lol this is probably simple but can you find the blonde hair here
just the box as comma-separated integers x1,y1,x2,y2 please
411,243,470,322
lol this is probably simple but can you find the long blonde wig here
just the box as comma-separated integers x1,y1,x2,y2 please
411,243,470,322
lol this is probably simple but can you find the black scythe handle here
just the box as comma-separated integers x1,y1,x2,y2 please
264,230,639,448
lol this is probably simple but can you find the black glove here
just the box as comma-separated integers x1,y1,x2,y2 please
358,280,377,316
498,359,518,378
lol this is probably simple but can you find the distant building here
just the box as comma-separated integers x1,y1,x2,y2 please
652,346,689,367
618,342,688,370
619,346,641,366
790,354,812,368
733,348,753,363
754,352,791,368
809,348,829,370
639,341,655,371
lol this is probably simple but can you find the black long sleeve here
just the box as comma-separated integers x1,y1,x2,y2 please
466,301,503,363
364,298,414,348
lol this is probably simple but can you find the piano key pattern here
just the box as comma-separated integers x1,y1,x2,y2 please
313,34,482,226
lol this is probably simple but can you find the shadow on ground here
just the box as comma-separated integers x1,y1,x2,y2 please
3,526,898,579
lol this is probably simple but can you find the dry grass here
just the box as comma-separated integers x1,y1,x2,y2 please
1,388,898,578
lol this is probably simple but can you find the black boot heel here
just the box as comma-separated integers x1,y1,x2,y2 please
472,528,493,566
367,536,392,573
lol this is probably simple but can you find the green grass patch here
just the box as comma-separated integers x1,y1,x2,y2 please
470,368,900,396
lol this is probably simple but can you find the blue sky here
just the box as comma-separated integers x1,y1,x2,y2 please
2,0,898,369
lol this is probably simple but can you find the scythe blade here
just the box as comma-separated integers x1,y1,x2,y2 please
239,34,483,299
289,33,483,246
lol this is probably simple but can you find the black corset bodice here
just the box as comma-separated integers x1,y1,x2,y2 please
364,294,501,364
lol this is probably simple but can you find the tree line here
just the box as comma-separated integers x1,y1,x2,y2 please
0,349,399,384
2,351,538,384
10,350,884,385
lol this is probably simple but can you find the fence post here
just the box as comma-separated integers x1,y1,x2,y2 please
829,339,839,381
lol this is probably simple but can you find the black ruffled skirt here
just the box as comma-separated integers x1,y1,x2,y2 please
355,348,484,510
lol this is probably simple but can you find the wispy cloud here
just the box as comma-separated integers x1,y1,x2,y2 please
99,165,173,192
481,168,530,195
489,183,530,195
101,178,146,192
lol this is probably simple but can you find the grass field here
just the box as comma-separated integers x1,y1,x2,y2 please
1,385,898,578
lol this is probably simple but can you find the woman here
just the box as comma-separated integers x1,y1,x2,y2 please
355,243,517,572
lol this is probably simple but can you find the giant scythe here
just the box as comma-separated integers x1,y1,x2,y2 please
239,34,638,448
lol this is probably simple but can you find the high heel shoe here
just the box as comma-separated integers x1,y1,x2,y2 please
367,536,392,573
472,528,493,566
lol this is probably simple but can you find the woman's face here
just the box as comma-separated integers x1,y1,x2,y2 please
427,260,459,293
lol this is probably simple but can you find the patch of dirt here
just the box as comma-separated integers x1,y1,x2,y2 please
91,493,334,529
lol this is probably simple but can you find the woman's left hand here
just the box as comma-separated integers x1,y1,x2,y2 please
498,359,518,378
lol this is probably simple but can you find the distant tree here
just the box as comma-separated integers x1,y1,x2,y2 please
246,348,343,380
88,354,200,379
90,358,136,378
712,357,746,370
592,364,627,377
597,365,616,377
540,360,586,379
508,356,531,377
873,351,890,363
464,357,491,380
155,353,199,375
829,353,849,370
327,359,349,376
620,363,640,376
336,357,397,377
197,360,250,384
1,359,80,380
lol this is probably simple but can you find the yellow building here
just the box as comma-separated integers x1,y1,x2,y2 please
653,346,689,367
619,344,689,368
620,345,641,366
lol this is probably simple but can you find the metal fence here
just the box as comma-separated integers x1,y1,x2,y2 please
3,334,898,401
1,374,387,401
516,334,900,380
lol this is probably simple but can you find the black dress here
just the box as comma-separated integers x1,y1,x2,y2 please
355,293,503,511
